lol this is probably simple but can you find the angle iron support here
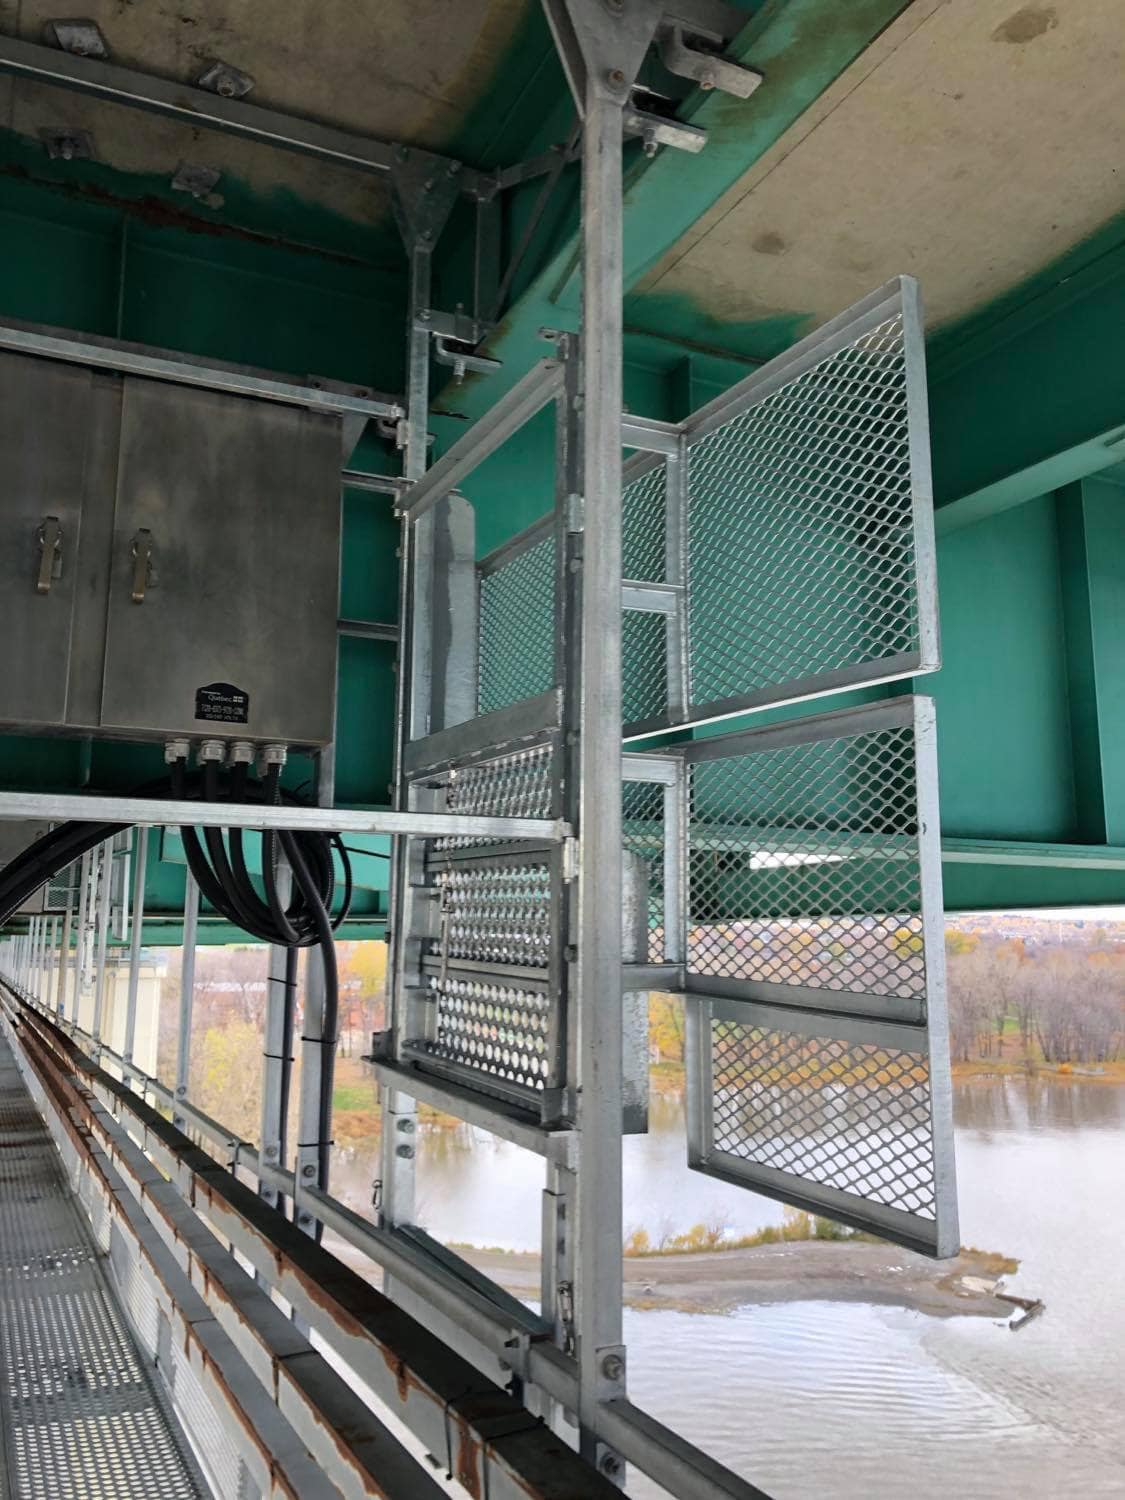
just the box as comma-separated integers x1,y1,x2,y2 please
123,827,147,1076
173,875,199,1132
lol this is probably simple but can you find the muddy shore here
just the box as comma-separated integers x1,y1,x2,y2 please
455,1240,1019,1319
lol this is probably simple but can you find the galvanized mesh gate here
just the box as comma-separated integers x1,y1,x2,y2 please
381,274,956,1482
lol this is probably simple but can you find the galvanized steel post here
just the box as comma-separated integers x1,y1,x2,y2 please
173,874,199,1131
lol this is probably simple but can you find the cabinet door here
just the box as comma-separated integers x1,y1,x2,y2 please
100,378,341,745
0,352,92,726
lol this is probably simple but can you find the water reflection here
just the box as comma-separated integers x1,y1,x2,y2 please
333,1076,1125,1497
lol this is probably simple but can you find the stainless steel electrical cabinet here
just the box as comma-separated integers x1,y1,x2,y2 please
0,348,342,748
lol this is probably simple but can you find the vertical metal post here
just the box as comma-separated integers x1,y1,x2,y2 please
574,78,627,1463
381,160,458,1242
124,827,148,1080
173,874,199,1131
47,917,59,1006
662,764,687,965
294,949,327,1237
92,841,113,1052
55,887,73,1016
70,850,91,1029
261,861,292,1211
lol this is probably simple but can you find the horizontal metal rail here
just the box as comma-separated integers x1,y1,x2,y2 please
0,790,569,842
0,317,400,419
400,360,564,520
621,412,683,453
403,689,562,779
0,34,481,195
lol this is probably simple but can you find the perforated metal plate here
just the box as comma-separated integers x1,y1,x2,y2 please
682,697,957,1257
411,973,554,1100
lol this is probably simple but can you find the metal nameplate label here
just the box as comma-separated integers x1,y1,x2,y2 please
195,682,250,725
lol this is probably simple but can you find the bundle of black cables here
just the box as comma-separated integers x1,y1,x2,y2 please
0,755,352,1215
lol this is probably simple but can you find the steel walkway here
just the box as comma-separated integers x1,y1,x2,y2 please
0,1030,208,1500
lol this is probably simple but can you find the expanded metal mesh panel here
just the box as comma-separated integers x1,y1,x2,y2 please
478,531,556,715
0,1037,206,1500
623,779,666,964
419,974,552,1094
683,281,932,724
688,716,926,1007
435,744,554,851
623,610,668,728
708,1014,937,1220
623,461,667,583
431,862,551,967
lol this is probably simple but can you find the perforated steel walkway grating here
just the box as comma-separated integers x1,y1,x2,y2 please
0,1032,208,1500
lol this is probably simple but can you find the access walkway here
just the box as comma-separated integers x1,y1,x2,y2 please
0,1029,207,1500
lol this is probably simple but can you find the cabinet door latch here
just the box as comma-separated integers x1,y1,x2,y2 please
130,528,157,603
35,516,63,594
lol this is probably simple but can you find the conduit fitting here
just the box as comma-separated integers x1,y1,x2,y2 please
256,743,288,776
198,739,227,764
163,738,190,764
227,741,255,766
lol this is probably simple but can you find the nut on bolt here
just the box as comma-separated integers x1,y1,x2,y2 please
599,1452,624,1479
600,1352,625,1382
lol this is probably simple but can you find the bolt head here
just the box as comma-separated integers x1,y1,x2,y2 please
608,68,626,88
601,1352,625,1382
265,1145,278,1159
216,76,237,97
395,1143,415,1159
301,1163,316,1178
600,1452,624,1478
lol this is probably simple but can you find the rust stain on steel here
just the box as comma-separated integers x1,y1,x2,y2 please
456,1416,483,1500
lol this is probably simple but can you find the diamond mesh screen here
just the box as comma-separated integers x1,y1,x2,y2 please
623,611,668,729
688,719,925,1007
623,779,666,964
478,531,556,715
709,1016,936,1220
418,975,552,1095
684,295,929,721
623,461,667,583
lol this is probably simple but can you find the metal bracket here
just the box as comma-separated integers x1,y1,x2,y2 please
390,147,463,251
656,20,762,98
35,516,63,594
38,126,95,161
129,528,156,604
433,337,502,383
44,20,108,59
623,103,706,155
196,60,254,99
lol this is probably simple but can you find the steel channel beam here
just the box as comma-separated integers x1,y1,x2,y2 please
403,688,562,779
123,829,147,1072
0,789,567,841
340,469,402,495
399,359,565,520
0,34,480,197
0,317,400,420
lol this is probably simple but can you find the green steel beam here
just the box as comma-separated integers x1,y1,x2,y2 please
1055,475,1125,847
435,0,919,426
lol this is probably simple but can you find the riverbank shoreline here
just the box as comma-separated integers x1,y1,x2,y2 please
455,1240,1020,1320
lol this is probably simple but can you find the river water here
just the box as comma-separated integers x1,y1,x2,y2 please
334,1080,1125,1498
